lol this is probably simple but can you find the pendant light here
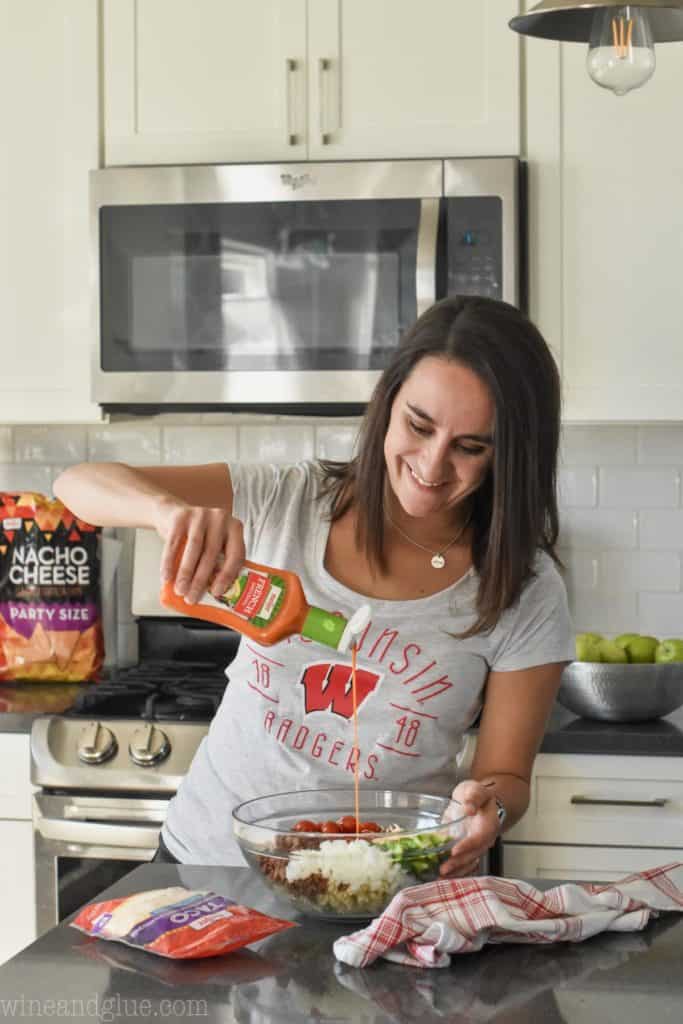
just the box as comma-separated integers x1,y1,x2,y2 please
510,1,683,95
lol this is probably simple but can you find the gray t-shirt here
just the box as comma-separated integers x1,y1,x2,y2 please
162,461,574,864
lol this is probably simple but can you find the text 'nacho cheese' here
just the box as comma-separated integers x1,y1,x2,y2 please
0,492,103,682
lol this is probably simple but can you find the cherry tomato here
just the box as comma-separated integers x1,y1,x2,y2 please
321,820,341,834
337,815,359,834
292,819,318,833
358,821,382,833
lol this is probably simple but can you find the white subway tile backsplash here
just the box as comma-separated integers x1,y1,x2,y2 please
116,622,139,668
200,412,277,426
638,592,683,638
239,424,315,463
558,550,599,589
559,508,638,550
0,428,12,462
111,412,203,426
162,426,238,465
88,426,162,464
567,588,638,634
558,468,597,507
0,464,55,494
2,413,683,646
14,425,87,464
598,467,679,508
315,423,361,461
637,425,683,464
115,527,137,627
639,510,683,549
560,425,637,465
600,551,680,592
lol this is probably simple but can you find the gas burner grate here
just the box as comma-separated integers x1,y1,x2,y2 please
67,660,229,721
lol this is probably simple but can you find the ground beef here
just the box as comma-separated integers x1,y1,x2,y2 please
257,833,323,885
288,872,330,900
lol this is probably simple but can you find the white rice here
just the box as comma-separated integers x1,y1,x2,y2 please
286,838,401,886
285,838,410,913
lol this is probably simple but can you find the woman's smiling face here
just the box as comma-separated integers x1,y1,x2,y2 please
383,355,495,523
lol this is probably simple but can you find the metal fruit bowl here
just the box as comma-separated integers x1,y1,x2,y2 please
558,661,683,722
232,787,466,921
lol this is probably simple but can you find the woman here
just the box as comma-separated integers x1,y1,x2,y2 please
55,296,574,874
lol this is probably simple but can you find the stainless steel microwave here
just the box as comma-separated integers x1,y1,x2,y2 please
91,158,522,412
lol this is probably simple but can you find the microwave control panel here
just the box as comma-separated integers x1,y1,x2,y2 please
446,196,503,302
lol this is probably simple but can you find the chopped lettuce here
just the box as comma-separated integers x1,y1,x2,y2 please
375,832,447,880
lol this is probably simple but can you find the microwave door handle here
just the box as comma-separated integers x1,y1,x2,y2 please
416,198,439,317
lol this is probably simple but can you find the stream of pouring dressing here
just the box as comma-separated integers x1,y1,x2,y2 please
351,644,360,832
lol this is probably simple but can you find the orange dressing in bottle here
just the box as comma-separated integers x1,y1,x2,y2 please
160,559,371,653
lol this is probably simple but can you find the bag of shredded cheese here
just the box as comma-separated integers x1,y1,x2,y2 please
0,492,103,682
71,887,295,959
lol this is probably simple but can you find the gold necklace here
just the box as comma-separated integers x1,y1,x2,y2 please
385,510,472,569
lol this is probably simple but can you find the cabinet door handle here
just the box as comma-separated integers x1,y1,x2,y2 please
570,795,669,808
285,58,301,146
318,57,337,145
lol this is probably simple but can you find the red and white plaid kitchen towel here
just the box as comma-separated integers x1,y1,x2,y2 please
333,862,683,969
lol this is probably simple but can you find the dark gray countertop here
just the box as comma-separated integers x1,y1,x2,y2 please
1,864,682,1023
0,682,86,733
538,702,683,756
0,712,39,734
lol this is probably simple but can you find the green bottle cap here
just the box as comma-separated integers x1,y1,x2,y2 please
301,606,347,650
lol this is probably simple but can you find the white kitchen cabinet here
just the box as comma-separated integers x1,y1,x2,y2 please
0,734,34,820
103,0,308,165
0,0,101,424
0,735,36,966
306,0,520,160
524,5,683,421
503,842,683,882
103,0,520,165
504,753,683,847
503,753,683,881
0,821,36,965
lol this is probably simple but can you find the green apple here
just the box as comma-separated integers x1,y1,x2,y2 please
599,639,629,664
622,635,659,664
655,639,683,664
614,633,641,650
575,634,604,662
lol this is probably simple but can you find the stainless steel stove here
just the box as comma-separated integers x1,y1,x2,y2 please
32,660,227,790
31,530,241,935
31,655,237,935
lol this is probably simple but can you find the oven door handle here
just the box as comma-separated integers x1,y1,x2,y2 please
36,817,162,849
62,804,168,824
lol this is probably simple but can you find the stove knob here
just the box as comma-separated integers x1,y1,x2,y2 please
77,721,118,765
129,723,171,767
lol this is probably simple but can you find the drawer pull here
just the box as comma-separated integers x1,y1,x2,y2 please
570,795,669,808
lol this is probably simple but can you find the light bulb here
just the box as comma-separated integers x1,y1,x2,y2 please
587,5,656,95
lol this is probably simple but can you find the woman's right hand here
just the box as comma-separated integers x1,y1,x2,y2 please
154,497,246,605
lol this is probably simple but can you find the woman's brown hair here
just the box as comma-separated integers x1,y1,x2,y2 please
319,295,562,636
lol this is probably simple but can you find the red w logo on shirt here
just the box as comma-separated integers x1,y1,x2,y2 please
300,661,382,720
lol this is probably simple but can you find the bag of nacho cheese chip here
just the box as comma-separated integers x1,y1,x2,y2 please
71,887,296,959
0,492,104,682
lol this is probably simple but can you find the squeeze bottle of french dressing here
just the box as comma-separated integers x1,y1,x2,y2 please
160,560,371,653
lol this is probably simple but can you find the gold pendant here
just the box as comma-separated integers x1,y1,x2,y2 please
431,553,446,569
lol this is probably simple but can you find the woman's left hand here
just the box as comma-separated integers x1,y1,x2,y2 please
439,779,500,877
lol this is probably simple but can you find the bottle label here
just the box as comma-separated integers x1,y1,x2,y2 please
219,568,285,627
